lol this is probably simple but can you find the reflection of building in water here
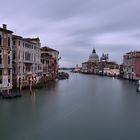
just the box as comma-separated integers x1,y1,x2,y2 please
30,92,36,111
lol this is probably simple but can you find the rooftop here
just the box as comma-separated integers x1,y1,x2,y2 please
41,46,59,53
0,24,13,33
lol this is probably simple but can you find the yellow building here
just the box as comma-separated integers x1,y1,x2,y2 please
0,24,13,91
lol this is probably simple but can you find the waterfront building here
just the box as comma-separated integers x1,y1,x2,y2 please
82,49,119,76
0,24,13,91
40,46,59,80
99,53,119,76
72,65,81,73
100,53,109,62
12,35,43,88
82,48,99,73
123,51,140,80
100,61,119,76
98,53,109,74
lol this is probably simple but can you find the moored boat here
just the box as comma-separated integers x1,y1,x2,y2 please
2,90,22,99
56,72,69,80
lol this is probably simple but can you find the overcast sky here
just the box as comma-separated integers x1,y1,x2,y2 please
0,0,140,67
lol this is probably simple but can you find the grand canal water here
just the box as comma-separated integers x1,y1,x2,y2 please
0,72,140,140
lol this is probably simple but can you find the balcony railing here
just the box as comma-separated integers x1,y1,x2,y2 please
26,71,32,75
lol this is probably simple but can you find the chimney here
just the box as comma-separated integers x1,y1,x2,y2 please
3,24,7,30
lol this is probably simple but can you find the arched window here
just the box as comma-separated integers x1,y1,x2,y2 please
13,52,15,60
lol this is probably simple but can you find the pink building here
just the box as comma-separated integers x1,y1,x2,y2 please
123,51,140,80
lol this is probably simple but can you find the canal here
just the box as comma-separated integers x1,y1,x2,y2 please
0,72,140,140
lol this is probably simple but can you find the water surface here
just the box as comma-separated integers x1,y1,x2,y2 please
0,72,140,140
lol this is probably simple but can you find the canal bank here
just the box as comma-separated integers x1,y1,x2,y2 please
0,72,140,140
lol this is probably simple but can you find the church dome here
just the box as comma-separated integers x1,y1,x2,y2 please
88,49,99,62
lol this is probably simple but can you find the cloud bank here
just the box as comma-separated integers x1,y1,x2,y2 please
0,0,140,67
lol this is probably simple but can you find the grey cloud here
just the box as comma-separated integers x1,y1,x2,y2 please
0,0,140,67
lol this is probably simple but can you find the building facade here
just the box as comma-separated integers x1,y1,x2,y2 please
0,24,13,91
82,49,119,76
41,46,59,80
123,51,140,80
82,48,99,73
12,35,43,88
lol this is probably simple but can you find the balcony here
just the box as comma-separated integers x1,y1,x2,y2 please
24,60,33,64
26,71,32,75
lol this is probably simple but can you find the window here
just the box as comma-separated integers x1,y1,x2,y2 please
23,52,24,60
13,66,15,74
34,54,36,62
8,79,10,83
0,69,2,84
13,40,16,45
25,43,32,49
0,55,2,64
0,69,2,76
19,51,20,59
8,37,10,47
19,66,20,73
19,41,20,46
8,55,10,64
8,69,10,75
0,35,1,46
23,42,24,47
25,52,31,61
13,52,15,60
23,66,24,73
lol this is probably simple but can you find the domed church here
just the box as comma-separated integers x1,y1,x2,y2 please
81,48,99,74
88,48,99,63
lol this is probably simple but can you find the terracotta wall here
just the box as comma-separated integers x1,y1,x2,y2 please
135,58,140,77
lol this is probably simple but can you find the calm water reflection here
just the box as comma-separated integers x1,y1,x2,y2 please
0,72,140,140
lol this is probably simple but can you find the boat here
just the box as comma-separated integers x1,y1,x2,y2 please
56,72,69,80
136,80,140,92
2,90,22,99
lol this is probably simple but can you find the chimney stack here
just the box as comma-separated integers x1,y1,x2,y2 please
3,24,7,30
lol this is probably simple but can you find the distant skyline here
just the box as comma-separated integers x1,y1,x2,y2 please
0,0,140,67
